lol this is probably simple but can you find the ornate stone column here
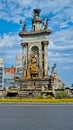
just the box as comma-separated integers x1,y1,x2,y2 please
21,43,27,78
39,47,43,78
27,43,31,79
43,41,49,78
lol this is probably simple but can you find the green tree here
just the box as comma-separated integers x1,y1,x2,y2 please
56,90,69,99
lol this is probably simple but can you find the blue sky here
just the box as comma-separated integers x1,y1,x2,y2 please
0,0,73,86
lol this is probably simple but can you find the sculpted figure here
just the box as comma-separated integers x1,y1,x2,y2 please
30,54,38,73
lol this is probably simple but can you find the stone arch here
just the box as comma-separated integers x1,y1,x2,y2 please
31,46,39,55
31,46,39,67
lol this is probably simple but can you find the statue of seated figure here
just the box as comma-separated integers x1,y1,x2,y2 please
30,54,39,75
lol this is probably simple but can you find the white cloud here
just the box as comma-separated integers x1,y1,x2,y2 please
0,0,73,24
48,24,73,72
49,26,73,50
0,33,20,47
0,33,22,66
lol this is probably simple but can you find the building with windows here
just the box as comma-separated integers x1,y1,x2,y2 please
4,67,16,88
15,54,22,77
0,58,4,89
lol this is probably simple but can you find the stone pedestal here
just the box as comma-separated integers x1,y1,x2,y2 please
15,78,53,97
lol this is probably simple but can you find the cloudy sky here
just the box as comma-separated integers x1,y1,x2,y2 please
0,0,73,86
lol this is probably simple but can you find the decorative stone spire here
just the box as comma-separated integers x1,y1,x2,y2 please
19,9,52,36
32,9,43,31
33,9,41,18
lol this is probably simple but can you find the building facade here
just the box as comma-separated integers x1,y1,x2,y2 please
4,67,16,88
15,54,22,77
20,9,51,80
0,58,4,89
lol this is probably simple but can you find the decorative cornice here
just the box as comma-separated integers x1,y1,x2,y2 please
19,29,52,37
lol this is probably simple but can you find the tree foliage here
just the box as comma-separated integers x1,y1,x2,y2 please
56,90,69,98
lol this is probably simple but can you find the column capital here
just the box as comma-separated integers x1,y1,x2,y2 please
21,42,27,47
41,41,49,45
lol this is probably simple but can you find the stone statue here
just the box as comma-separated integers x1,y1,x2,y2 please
30,54,38,74
51,63,56,74
44,17,49,30
22,22,27,31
